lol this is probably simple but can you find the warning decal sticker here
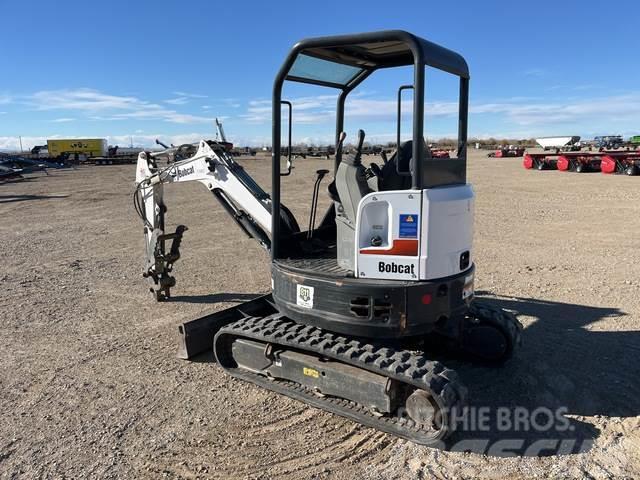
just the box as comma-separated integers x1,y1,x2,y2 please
399,214,419,238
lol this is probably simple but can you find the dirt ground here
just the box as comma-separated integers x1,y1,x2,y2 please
1,150,639,479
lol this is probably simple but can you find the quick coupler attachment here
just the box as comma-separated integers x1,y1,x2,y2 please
144,225,188,301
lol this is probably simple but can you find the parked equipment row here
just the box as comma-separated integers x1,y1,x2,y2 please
523,151,640,176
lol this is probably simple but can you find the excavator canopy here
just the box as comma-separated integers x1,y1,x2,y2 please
271,30,470,259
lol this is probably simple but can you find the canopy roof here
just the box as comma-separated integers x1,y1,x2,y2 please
284,30,469,88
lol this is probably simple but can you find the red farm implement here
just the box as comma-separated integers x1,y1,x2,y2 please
601,154,640,175
488,147,525,158
524,150,640,175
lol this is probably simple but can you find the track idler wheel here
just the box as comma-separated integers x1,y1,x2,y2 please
405,390,439,429
461,302,523,365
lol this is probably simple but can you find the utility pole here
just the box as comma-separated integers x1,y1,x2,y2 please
19,136,23,153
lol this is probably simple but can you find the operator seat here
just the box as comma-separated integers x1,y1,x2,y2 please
333,149,372,270
332,139,417,270
335,151,372,225
379,140,413,191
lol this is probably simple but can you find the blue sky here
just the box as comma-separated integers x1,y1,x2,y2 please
1,0,639,150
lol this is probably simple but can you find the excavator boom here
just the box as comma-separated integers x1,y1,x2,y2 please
134,140,274,300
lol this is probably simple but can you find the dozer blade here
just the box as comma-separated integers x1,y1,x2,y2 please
176,294,276,359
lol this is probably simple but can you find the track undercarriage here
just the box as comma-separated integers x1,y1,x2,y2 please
179,296,522,445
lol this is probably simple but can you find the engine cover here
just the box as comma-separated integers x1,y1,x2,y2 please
355,186,474,281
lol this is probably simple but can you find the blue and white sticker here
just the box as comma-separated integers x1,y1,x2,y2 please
399,214,419,238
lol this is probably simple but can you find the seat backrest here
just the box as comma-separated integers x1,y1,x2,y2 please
335,153,371,224
379,141,413,191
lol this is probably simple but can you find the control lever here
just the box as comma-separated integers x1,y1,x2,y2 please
366,162,382,180
353,129,365,165
155,139,170,149
308,169,330,240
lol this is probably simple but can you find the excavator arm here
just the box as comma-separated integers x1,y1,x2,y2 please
134,140,274,300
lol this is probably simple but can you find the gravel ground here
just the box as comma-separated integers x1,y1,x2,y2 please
1,150,639,479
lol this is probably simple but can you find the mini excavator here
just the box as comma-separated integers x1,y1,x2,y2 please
134,30,522,445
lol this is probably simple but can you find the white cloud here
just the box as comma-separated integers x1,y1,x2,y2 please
242,99,271,122
242,95,453,125
30,89,141,111
348,98,422,119
173,91,208,99
242,95,339,124
107,133,206,147
26,88,215,124
201,99,240,111
88,115,126,121
6,88,640,151
236,91,640,140
215,98,242,108
106,109,214,124
523,68,546,77
164,97,190,105
469,93,640,126
0,135,49,151
0,94,11,105
545,84,600,93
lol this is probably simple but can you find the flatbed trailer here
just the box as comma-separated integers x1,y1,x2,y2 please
93,154,139,165
523,151,640,175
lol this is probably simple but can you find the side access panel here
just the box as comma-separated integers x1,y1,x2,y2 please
420,185,474,281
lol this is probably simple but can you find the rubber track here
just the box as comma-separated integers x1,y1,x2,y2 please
214,314,467,445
